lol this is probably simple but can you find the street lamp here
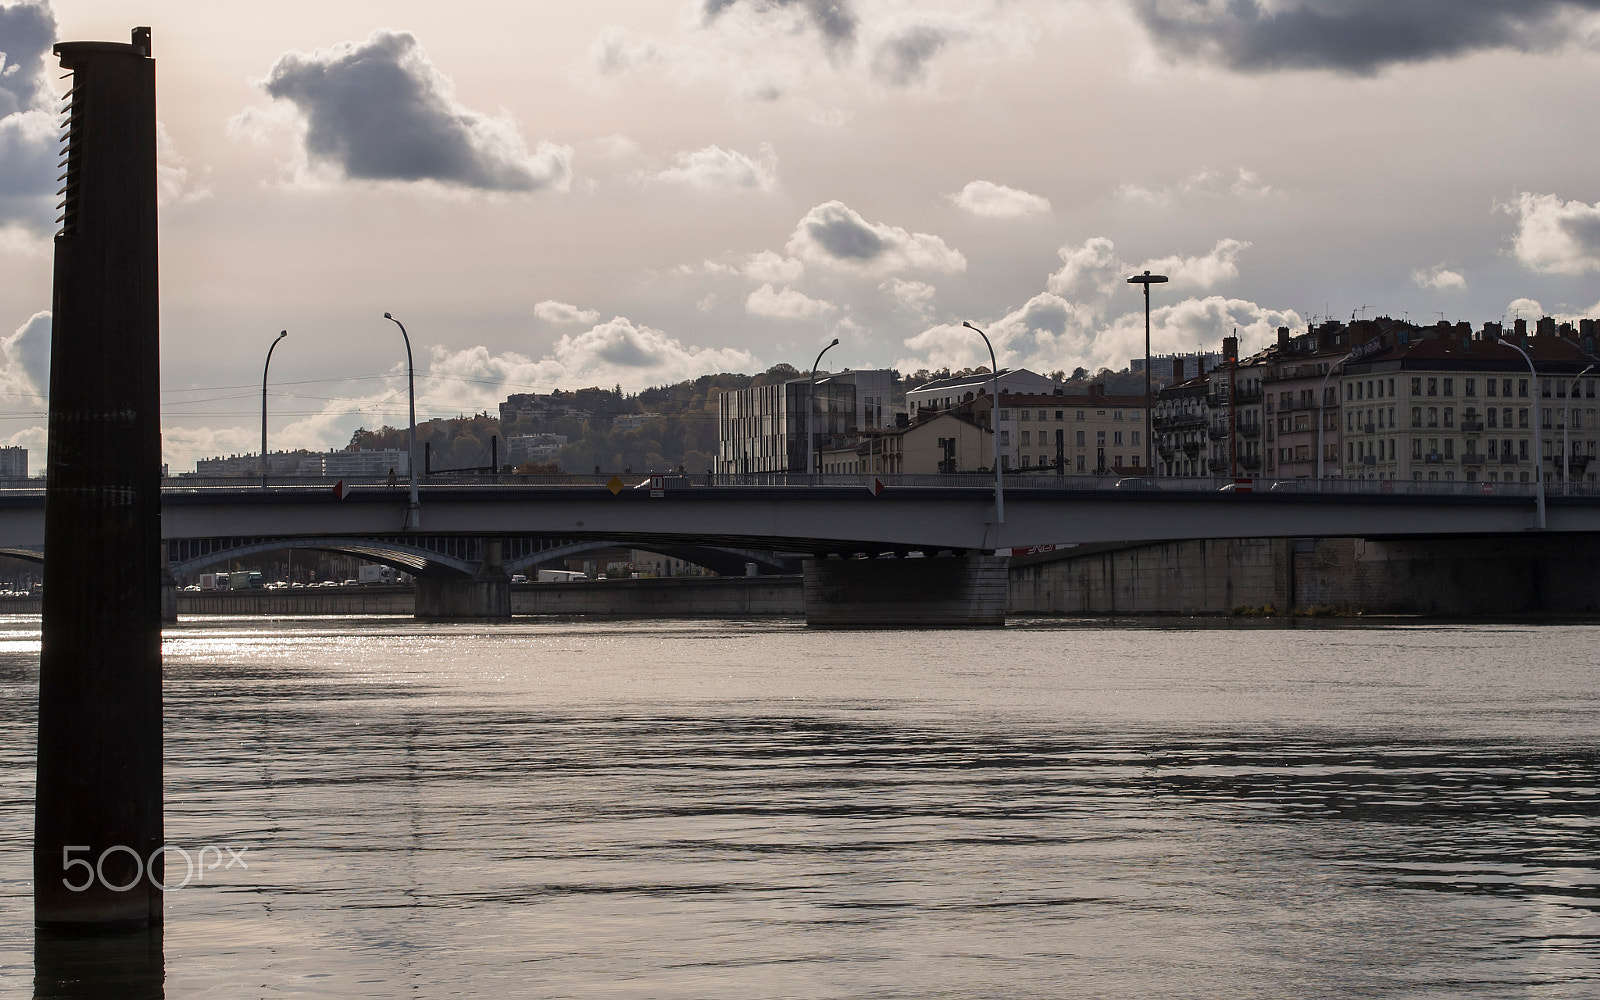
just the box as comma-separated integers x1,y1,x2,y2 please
1127,270,1169,473
382,312,421,529
808,337,839,478
1496,336,1545,529
962,321,1004,526
261,329,287,488
1565,364,1594,495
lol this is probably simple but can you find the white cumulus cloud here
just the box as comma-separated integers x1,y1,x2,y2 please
1412,265,1467,292
880,277,937,315
1504,192,1600,275
786,200,965,275
746,283,835,319
947,180,1050,219
533,300,601,325
637,143,778,192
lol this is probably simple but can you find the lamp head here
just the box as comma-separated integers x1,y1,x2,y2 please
962,321,975,330
277,329,287,339
383,312,392,320
829,338,839,346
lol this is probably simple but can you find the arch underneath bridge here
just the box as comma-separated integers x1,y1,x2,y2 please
165,535,793,582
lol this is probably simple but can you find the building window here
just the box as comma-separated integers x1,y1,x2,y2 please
1076,410,1085,420
1038,410,1047,421
1021,455,1031,468
1076,455,1085,471
1444,439,1454,459
1020,409,1030,421
1427,377,1438,396
1114,431,1123,446
1076,430,1085,446
1488,409,1498,428
1114,455,1123,467
1000,431,1009,445
1114,411,1123,421
1411,377,1422,396
1487,379,1498,398
1411,407,1422,427
1020,430,1031,445
1465,378,1476,396
1039,455,1048,467
1132,431,1141,446
1518,379,1528,398
1443,378,1454,396
1444,407,1454,427
1412,439,1423,459
1520,440,1529,460
999,409,1010,420
1055,411,1064,420
1519,409,1529,429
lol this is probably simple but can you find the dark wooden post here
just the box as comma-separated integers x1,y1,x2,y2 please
35,27,164,929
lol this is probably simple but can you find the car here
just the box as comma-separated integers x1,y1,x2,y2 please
510,574,528,584
1268,480,1314,492
1113,477,1161,491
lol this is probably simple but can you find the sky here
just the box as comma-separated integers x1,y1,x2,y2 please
6,0,1600,474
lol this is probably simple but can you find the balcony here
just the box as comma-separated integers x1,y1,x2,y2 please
1462,452,1487,465
1209,425,1230,441
1239,454,1262,471
1363,423,1376,434
1207,458,1231,473
1238,423,1261,439
1235,386,1263,404
1182,441,1202,457
1360,454,1377,466
1461,421,1484,432
1158,444,1176,460
1568,454,1594,471
1500,456,1519,465
1425,453,1444,464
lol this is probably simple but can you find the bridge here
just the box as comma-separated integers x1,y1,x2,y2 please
1,473,1594,623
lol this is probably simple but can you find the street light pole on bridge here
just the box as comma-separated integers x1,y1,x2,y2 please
1127,270,1168,474
261,329,286,488
383,313,421,529
808,338,839,478
962,321,1004,527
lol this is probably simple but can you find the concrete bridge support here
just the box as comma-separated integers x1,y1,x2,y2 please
803,552,1008,627
413,540,511,619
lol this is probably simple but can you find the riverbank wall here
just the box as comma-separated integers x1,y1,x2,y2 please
1008,535,1600,616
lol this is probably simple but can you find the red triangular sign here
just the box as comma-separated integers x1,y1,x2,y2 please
332,479,347,500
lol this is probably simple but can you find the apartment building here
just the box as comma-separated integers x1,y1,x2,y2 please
1339,319,1600,484
819,410,992,475
906,368,1057,413
717,369,894,474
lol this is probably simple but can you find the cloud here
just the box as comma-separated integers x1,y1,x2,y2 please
1130,0,1600,76
156,123,212,207
1116,167,1277,204
898,233,1293,379
1504,191,1600,275
702,0,859,53
0,0,55,118
786,200,965,274
591,24,665,75
636,143,778,192
870,13,971,86
947,180,1051,219
0,1,58,237
1506,297,1546,321
880,277,936,315
1045,235,1250,303
745,283,835,318
1412,265,1467,292
0,310,49,471
533,300,601,325
257,29,571,192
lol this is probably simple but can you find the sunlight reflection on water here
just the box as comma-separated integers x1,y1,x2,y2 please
1,615,1597,998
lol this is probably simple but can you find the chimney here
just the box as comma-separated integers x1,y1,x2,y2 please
1276,326,1290,349
1172,357,1185,383
1223,335,1238,364
1537,316,1556,339
1089,382,1106,400
1514,317,1528,340
1484,321,1502,342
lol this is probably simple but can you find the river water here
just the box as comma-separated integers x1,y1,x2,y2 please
0,614,1597,998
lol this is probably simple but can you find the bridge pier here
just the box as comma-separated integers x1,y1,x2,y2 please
414,540,511,619
803,552,1008,628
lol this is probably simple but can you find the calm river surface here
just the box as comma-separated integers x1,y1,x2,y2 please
0,614,1597,998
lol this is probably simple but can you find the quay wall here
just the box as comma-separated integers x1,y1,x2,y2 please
1009,535,1600,616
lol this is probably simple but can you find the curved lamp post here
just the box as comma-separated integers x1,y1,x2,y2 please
1497,336,1545,529
382,312,421,529
1565,364,1594,495
808,337,839,478
261,329,287,488
962,321,1004,526
1127,270,1168,473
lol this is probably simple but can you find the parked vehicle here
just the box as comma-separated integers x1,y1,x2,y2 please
1113,477,1161,491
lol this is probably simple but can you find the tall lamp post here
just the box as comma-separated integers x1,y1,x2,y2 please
1565,364,1594,495
1497,336,1545,529
1127,270,1169,473
962,321,1004,526
261,329,287,488
808,337,839,478
382,312,421,529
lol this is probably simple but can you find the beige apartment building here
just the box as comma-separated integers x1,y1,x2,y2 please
1339,320,1600,484
819,410,992,475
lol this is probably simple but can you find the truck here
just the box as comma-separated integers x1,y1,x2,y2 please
358,565,394,585
227,571,262,590
536,569,587,583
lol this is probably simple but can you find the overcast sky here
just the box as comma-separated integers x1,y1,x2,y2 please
6,0,1600,472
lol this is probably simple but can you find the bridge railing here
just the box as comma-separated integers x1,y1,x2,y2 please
0,473,1580,499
